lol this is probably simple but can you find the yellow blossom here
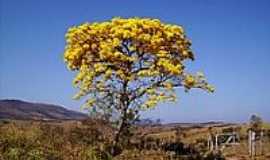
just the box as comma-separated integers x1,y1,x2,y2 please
63,17,213,111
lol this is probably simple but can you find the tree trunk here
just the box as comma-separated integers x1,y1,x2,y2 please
111,109,128,156
111,61,132,156
111,81,129,156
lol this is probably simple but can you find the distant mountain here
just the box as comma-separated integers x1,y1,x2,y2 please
0,99,88,120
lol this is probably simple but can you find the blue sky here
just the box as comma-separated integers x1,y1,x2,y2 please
1,0,270,123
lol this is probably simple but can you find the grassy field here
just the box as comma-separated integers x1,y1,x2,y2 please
0,119,269,160
140,123,270,160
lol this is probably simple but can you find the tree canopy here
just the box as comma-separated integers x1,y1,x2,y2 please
249,114,263,131
64,17,213,117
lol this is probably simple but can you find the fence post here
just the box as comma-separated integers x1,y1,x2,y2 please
251,131,256,158
207,135,210,150
248,129,252,158
260,130,264,155
233,131,236,143
215,134,218,150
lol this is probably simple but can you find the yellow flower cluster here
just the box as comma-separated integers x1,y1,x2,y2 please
64,17,193,73
63,17,214,108
183,72,215,92
142,88,176,109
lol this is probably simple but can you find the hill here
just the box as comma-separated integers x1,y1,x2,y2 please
0,99,88,120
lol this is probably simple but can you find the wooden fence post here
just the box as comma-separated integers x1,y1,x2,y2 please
208,135,214,151
248,129,254,158
215,134,218,150
260,130,264,156
252,131,256,157
249,130,256,159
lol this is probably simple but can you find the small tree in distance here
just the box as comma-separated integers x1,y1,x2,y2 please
249,114,263,132
63,17,214,154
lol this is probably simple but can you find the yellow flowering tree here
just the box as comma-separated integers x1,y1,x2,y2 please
63,17,214,152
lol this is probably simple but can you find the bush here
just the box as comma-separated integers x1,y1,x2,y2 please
0,121,111,160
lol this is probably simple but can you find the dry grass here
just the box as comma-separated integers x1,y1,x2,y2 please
0,119,269,160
